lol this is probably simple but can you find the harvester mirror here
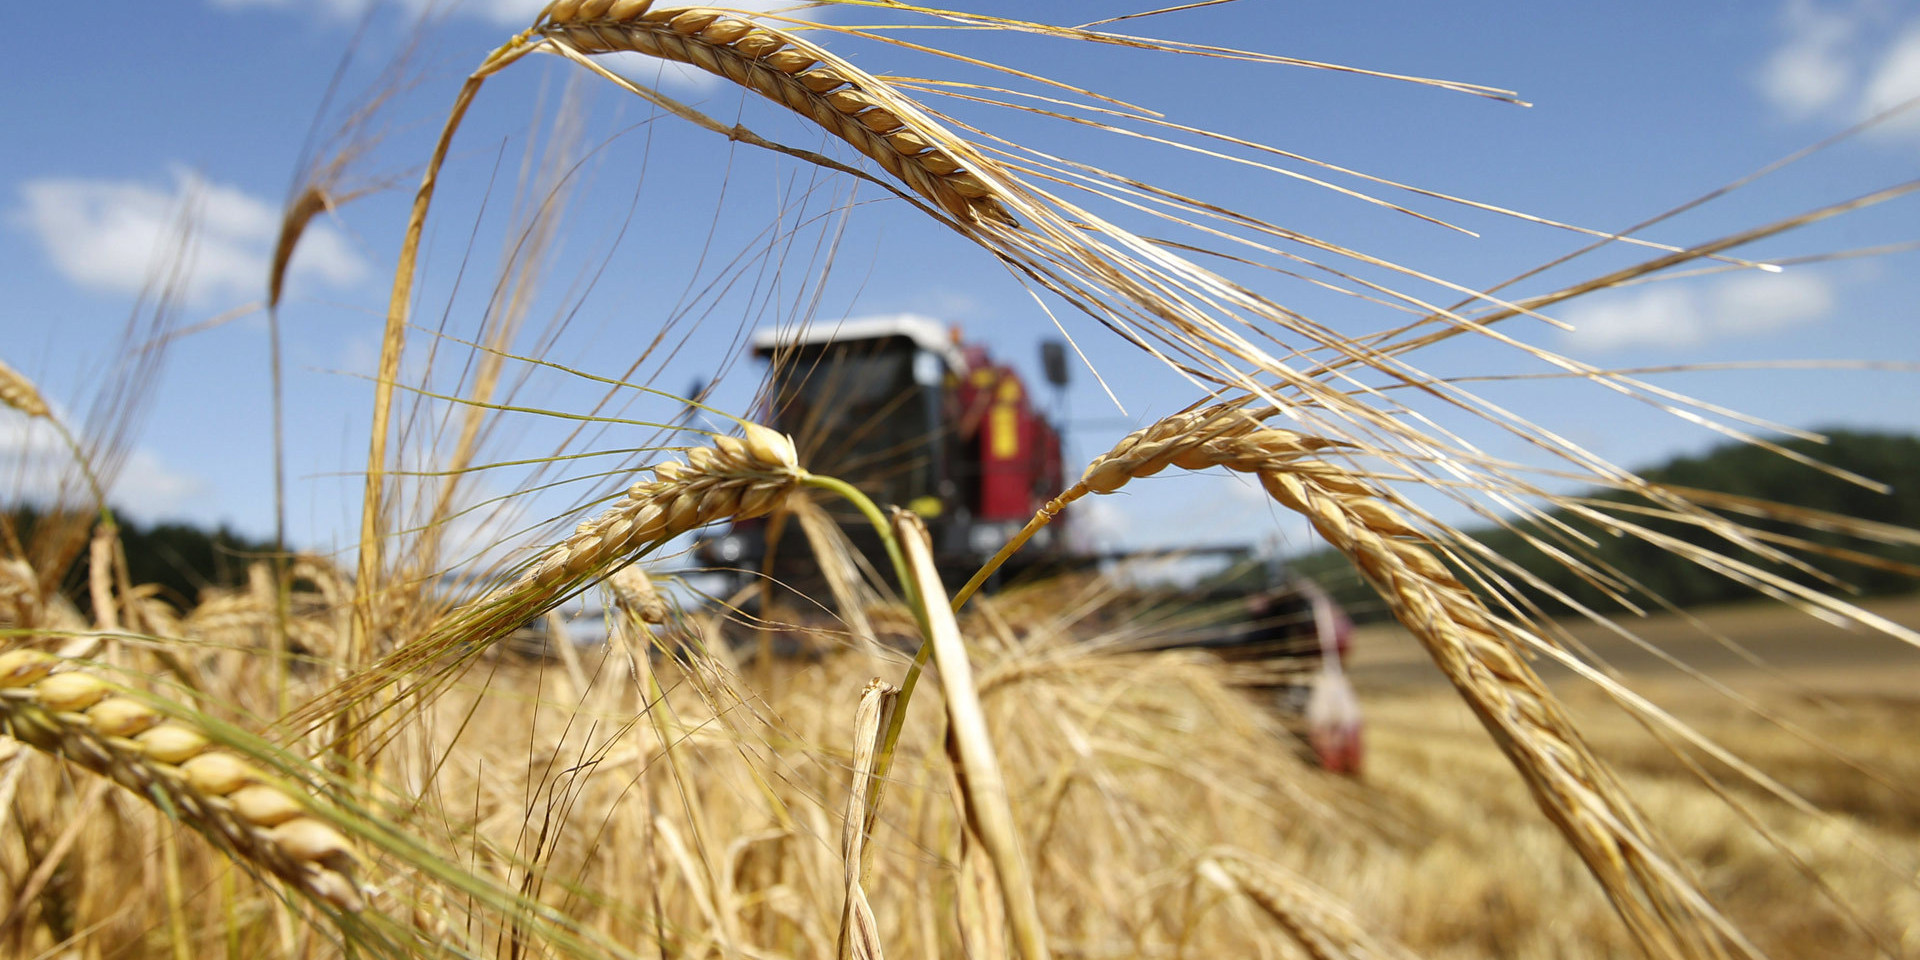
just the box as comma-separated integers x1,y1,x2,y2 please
1040,340,1070,387
679,375,709,426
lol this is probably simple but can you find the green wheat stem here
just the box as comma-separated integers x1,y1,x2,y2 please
798,473,933,884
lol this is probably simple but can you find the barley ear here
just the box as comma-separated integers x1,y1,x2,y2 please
0,357,49,419
1199,853,1421,960
0,650,364,911
285,426,805,738
532,3,1016,224
1032,413,1762,960
1253,460,1760,960
608,565,670,624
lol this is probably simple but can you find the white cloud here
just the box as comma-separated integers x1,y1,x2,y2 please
1561,270,1835,351
0,410,207,521
1561,286,1704,351
1067,496,1128,554
1757,2,1920,136
1860,25,1920,132
11,168,368,308
1711,269,1836,333
114,449,212,521
1758,0,1858,117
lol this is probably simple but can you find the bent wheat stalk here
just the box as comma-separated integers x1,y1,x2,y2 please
0,649,363,911
294,424,803,740
894,510,1049,960
993,409,1760,960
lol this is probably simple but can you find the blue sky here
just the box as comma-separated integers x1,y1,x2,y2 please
2,0,1917,562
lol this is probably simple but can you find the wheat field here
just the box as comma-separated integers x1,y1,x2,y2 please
3,4,1918,959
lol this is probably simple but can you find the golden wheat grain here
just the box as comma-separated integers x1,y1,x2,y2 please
0,649,363,911
530,2,1009,223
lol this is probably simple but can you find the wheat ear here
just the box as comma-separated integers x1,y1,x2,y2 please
0,357,49,419
505,422,801,593
1199,853,1420,960
0,649,363,911
1018,410,1755,960
1249,465,1755,959
607,564,670,625
289,425,802,735
532,2,1011,224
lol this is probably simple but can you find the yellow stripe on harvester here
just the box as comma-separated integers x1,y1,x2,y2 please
990,405,1019,459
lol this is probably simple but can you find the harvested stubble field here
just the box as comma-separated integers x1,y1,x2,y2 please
2,3,1918,959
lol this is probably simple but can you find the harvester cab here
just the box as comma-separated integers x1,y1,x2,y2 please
694,315,1069,595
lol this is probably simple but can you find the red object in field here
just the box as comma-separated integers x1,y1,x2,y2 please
1302,580,1363,775
1307,672,1364,775
959,362,1062,522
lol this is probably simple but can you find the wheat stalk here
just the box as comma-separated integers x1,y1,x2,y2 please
1004,409,1760,960
893,510,1050,960
0,649,363,911
836,677,897,960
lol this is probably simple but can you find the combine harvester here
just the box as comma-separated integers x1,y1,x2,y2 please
695,315,1363,771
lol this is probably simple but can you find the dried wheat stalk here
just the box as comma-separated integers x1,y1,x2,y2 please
0,649,363,911
1030,409,1757,960
1199,853,1420,960
894,510,1050,960
0,358,48,419
837,678,897,960
531,1,1011,224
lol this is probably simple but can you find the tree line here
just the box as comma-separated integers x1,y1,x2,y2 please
1291,430,1920,620
5,506,279,615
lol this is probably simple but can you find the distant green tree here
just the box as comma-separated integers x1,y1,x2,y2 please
1289,430,1920,619
4,505,278,615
